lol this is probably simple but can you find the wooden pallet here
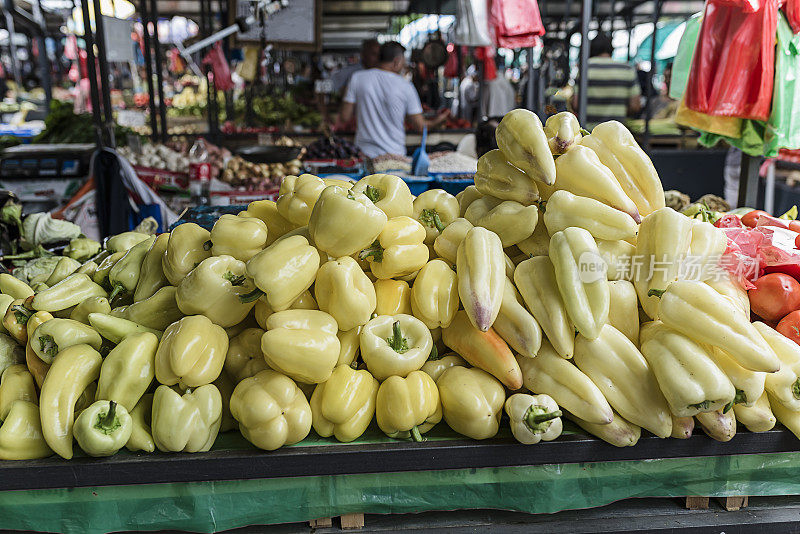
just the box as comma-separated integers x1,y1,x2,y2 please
685,496,749,511
309,514,365,530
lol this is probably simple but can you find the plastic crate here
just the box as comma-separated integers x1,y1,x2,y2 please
402,176,433,195
432,173,474,195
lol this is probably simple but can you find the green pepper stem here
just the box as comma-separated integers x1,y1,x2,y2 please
647,289,666,298
239,288,265,303
358,241,384,263
223,271,247,286
364,185,382,203
427,345,440,361
722,400,734,414
386,321,409,353
580,128,591,136
38,335,58,359
527,410,562,425
536,200,547,213
108,284,125,302
419,209,446,233
203,240,213,251
793,378,800,400
94,401,122,435
410,426,423,442
733,388,747,405
11,305,32,325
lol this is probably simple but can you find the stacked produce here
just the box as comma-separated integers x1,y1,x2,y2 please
304,136,364,160
6,109,800,462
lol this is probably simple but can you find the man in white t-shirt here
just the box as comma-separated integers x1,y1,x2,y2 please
339,42,450,158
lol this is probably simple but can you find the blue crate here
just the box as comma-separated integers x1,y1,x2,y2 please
432,173,474,196
402,175,433,196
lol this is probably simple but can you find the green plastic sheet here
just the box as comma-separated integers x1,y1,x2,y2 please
4,452,800,533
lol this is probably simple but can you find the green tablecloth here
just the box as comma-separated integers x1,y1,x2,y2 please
3,451,800,533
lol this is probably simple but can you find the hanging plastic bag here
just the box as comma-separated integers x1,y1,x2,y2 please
454,0,492,46
675,97,742,137
490,0,545,49
669,13,703,100
764,13,800,153
684,0,778,121
202,43,234,92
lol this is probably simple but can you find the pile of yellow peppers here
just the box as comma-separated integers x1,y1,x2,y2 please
3,110,800,462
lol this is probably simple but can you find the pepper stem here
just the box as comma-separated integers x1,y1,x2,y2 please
38,335,58,360
427,345,440,361
11,305,32,325
95,401,122,435
203,240,213,251
223,271,247,286
733,388,747,405
108,284,125,302
239,288,265,303
386,321,410,353
523,405,562,433
419,209,446,232
722,400,734,414
358,241,384,263
793,378,800,400
364,185,382,203
410,426,423,442
647,289,666,298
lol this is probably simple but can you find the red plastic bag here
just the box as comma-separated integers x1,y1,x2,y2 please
685,0,778,121
443,43,459,78
786,0,800,32
202,43,234,92
490,0,544,49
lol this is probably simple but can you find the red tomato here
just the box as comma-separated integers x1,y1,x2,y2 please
741,209,769,228
795,233,800,249
777,310,800,345
748,273,800,322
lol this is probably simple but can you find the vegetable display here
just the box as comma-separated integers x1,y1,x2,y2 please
7,109,800,464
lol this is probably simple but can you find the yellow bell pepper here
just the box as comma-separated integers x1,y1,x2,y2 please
96,332,159,412
252,290,318,329
360,314,433,381
638,321,734,417
376,370,441,440
106,231,150,253
31,273,106,313
409,259,458,329
597,239,636,281
438,366,505,439
88,312,162,343
457,227,505,332
544,111,582,154
92,251,125,288
495,109,556,185
580,121,665,218
607,280,639,345
634,207,694,318
549,227,609,339
209,214,268,261
707,275,750,317
671,415,695,439
261,309,340,384
176,255,257,327
245,235,321,312
31,318,102,364
515,221,550,257
544,190,638,242
131,234,169,302
567,409,640,447
45,258,81,287
651,280,780,373
125,393,155,452
2,298,32,345
75,260,98,279
314,256,376,331
310,365,378,442
73,400,133,457
351,174,414,218
689,220,727,281
0,273,33,299
224,327,267,383
554,144,641,222
308,185,387,258
360,216,428,280
0,364,36,420
421,351,467,382
39,344,103,458
229,369,312,450
432,217,473,265
24,311,52,387
456,185,484,217
695,408,736,442
493,278,542,358
276,173,327,226
107,235,156,300
63,237,101,262
474,150,539,206
768,392,800,440
412,189,460,245
574,324,672,438
754,322,800,412
707,346,766,408
516,342,612,423
151,383,222,452
70,296,111,325
374,279,412,316
0,400,52,460
733,392,776,433
162,223,212,286
464,196,538,247
155,315,228,388
336,327,361,367
0,294,14,334
245,199,296,245
505,393,563,444
111,285,183,331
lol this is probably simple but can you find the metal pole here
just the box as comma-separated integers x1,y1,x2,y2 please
577,0,591,126
526,47,535,112
31,0,52,106
149,0,167,142
626,15,633,62
644,0,661,149
764,159,776,214
79,0,104,147
139,0,158,140
2,10,23,92
737,153,761,209
92,0,115,147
